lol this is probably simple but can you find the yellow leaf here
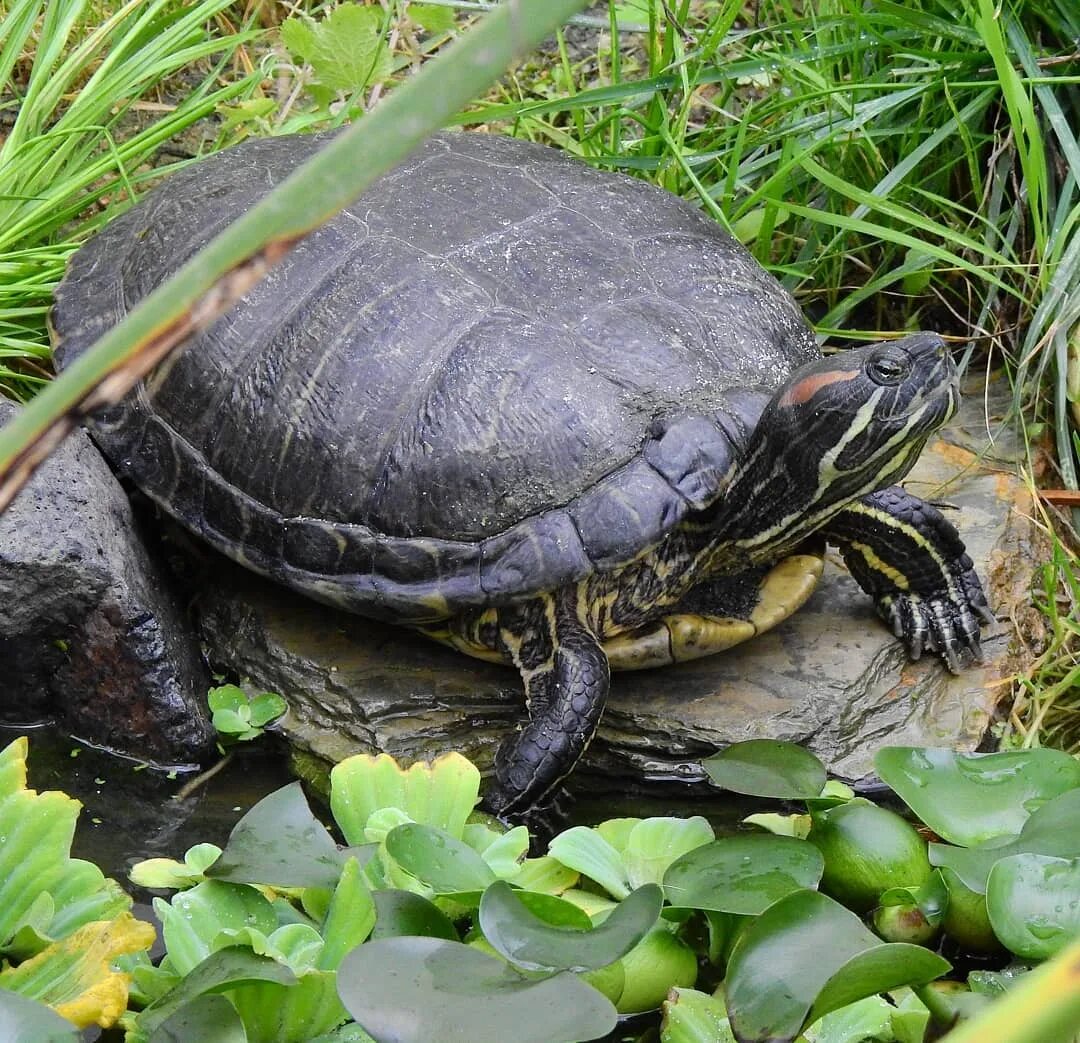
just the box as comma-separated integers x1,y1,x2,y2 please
0,735,29,798
0,913,156,1028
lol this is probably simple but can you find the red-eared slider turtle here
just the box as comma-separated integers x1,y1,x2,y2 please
52,131,992,814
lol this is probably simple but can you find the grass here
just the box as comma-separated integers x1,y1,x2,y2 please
0,0,1077,744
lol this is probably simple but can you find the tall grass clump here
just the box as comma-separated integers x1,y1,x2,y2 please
0,0,264,399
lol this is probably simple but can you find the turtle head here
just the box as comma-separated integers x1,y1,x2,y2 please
719,332,958,554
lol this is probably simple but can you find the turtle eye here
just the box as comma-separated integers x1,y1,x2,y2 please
868,354,908,385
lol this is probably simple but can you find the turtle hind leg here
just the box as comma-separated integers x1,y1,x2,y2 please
484,592,610,817
823,486,994,673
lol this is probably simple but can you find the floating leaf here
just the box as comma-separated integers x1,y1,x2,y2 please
134,947,298,1037
548,826,630,899
208,782,344,890
661,987,737,1043
0,913,155,1029
156,881,277,977
370,889,458,942
385,822,496,894
479,880,662,972
130,844,222,891
726,891,948,1043
0,990,78,1043
330,753,479,846
318,858,376,970
876,747,1080,846
624,817,714,889
986,854,1080,960
663,836,824,915
338,937,617,1043
149,993,246,1043
702,740,827,799
229,970,347,1042
930,789,1080,894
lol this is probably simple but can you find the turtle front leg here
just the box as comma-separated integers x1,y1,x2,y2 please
485,591,610,816
822,486,994,673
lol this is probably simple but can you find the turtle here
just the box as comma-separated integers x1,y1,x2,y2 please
52,130,992,815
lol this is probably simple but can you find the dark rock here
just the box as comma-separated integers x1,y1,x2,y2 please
0,400,214,763
198,384,1041,792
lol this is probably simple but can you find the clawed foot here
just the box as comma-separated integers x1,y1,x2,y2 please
876,552,994,673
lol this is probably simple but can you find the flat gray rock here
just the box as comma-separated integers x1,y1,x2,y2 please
0,400,214,763
199,387,1041,790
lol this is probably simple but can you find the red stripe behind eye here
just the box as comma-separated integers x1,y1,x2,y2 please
778,368,860,407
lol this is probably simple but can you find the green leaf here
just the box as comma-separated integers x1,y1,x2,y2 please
702,740,827,799
624,817,714,889
410,4,456,34
318,858,376,970
663,836,824,915
330,753,479,846
135,947,298,1037
930,789,1080,894
156,881,277,977
661,987,737,1043
506,855,579,895
385,822,496,894
370,889,458,942
207,782,344,890
248,692,287,728
875,748,1080,846
463,823,529,878
726,891,949,1043
986,854,1080,960
479,881,662,973
228,970,346,1042
130,844,223,891
287,6,392,94
337,937,617,1043
0,989,78,1042
207,685,246,714
149,992,246,1043
548,826,630,899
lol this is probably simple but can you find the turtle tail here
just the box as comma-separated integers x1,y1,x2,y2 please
485,592,610,816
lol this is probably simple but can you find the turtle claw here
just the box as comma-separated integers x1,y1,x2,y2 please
877,578,989,675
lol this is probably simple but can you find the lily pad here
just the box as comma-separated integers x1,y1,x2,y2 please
385,822,496,895
478,880,662,972
702,740,827,799
985,854,1080,960
663,836,824,915
207,782,345,890
725,890,949,1043
875,747,1080,846
337,937,617,1043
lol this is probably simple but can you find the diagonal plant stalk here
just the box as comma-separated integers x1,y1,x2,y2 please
0,0,589,514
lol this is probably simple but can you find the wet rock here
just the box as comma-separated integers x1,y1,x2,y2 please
0,401,214,763
199,386,1041,791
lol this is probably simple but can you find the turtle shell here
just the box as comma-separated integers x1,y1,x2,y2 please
52,131,819,623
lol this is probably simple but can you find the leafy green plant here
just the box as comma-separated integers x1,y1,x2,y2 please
0,737,154,1033
208,684,287,744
